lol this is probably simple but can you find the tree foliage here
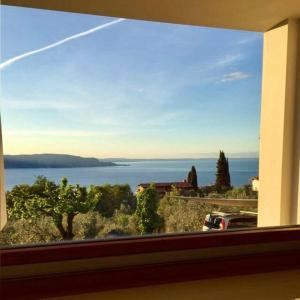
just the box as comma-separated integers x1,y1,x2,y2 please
1,176,258,246
7,176,101,239
158,186,212,233
187,165,198,189
0,217,59,246
135,184,161,234
93,184,135,217
225,185,258,199
215,151,231,192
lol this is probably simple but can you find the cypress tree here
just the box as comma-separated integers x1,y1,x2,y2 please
224,157,231,188
215,151,231,192
187,166,198,190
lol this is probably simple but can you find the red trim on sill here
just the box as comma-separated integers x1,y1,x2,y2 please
1,226,300,266
1,250,300,300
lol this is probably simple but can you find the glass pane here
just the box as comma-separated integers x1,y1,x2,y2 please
0,5,263,246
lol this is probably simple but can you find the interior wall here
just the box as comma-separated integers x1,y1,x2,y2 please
258,19,300,226
294,21,300,224
52,270,300,300
0,119,7,230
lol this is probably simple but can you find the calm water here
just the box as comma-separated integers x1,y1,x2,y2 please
4,158,258,191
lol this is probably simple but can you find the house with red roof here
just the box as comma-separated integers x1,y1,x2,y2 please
136,181,194,196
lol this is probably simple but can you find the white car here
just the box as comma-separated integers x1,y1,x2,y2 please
202,211,257,231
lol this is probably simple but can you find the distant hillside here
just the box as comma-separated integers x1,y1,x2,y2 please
4,154,120,169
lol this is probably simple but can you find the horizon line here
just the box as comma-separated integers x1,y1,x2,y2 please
4,152,259,159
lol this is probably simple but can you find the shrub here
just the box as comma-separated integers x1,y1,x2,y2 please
199,185,217,196
0,217,60,246
73,211,105,240
158,187,214,233
225,185,258,199
96,209,139,238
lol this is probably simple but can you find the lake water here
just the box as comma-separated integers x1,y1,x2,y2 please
4,158,258,191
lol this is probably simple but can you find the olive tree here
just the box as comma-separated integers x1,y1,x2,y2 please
7,176,101,240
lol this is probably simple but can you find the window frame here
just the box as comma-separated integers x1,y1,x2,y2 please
1,1,300,299
1,226,300,266
1,226,300,299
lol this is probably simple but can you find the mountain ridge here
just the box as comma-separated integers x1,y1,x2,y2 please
4,154,121,169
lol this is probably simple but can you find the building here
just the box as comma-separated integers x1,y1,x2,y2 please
251,177,260,192
137,181,194,196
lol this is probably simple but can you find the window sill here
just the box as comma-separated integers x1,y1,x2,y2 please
1,226,300,299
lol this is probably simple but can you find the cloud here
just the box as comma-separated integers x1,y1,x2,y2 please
235,35,261,46
220,71,251,82
215,54,242,67
0,18,125,70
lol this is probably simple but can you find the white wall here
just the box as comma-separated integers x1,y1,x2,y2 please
258,20,300,226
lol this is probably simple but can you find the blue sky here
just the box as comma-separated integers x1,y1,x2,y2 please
0,6,263,158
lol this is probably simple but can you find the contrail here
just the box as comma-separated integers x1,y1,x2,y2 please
0,18,125,70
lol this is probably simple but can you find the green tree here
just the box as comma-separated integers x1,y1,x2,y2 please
93,184,134,217
158,186,211,233
7,176,101,240
135,184,161,234
187,166,198,189
215,151,231,192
